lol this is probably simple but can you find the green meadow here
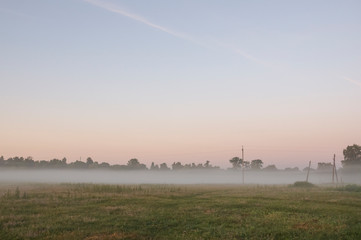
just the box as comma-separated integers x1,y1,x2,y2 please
1,183,360,240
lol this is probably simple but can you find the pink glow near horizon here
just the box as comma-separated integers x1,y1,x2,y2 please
1,1,360,169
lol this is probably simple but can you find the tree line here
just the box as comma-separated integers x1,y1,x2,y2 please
1,144,360,171
0,156,219,171
228,144,361,172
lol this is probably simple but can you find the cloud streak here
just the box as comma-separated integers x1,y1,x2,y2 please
83,0,263,65
342,76,361,88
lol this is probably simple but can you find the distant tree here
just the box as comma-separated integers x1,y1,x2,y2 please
24,156,35,167
317,162,333,171
263,164,278,171
159,163,170,170
139,163,147,170
86,157,94,165
204,160,210,168
202,160,220,169
172,162,183,170
49,158,66,168
303,166,315,172
0,156,4,166
38,160,49,168
127,158,140,168
150,162,159,170
184,163,192,169
243,161,250,169
127,158,147,170
342,144,361,166
229,157,243,169
89,161,99,168
284,167,300,172
70,160,87,168
7,157,25,167
99,162,110,168
111,164,127,170
250,159,263,170
62,157,67,164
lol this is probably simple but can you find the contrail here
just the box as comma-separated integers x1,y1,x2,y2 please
83,0,263,64
341,76,361,88
83,0,201,45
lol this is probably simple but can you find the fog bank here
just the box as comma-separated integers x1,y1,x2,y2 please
0,169,360,185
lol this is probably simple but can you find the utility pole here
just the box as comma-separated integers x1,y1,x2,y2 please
306,161,311,182
332,154,335,184
242,146,245,184
333,154,339,184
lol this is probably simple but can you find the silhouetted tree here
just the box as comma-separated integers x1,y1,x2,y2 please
89,160,99,168
38,160,49,168
172,162,183,170
317,162,333,171
229,157,243,169
250,159,263,170
342,144,361,166
263,164,278,171
7,157,25,167
204,160,210,168
284,167,300,172
150,162,159,170
49,158,66,168
184,163,191,169
70,160,87,168
203,160,220,169
159,163,170,170
24,156,35,167
243,161,250,169
86,157,94,165
111,164,127,170
99,162,110,168
127,158,147,170
128,158,139,167
303,166,315,172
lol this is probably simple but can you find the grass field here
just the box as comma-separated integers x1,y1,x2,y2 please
0,183,361,239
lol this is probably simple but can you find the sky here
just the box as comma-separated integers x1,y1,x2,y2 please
1,0,361,169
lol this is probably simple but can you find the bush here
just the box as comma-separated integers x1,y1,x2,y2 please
291,181,315,188
339,184,361,192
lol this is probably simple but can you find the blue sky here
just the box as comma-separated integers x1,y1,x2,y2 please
1,0,361,168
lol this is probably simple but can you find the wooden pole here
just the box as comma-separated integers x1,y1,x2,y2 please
306,161,311,182
332,154,335,184
335,167,339,184
242,146,245,184
334,154,339,184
